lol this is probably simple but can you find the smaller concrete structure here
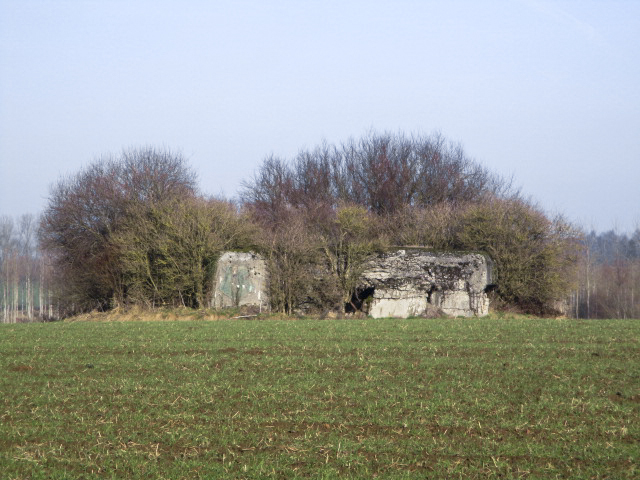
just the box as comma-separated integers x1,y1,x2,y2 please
210,252,269,311
358,249,493,318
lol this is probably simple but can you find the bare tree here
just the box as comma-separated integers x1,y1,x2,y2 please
317,204,387,309
17,214,36,319
257,208,324,314
0,216,15,322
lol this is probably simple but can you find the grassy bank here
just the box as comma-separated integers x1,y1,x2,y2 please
1,317,638,479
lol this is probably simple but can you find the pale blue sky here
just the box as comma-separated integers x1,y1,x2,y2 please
1,0,639,232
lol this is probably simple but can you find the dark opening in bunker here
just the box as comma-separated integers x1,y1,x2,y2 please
427,285,440,306
347,286,376,313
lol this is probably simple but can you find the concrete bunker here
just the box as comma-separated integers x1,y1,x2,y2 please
356,249,493,318
210,251,268,311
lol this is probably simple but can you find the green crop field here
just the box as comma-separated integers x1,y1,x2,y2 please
1,316,638,479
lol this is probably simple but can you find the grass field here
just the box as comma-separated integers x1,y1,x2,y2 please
1,315,638,479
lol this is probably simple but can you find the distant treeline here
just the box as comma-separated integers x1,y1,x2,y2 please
571,229,640,319
585,230,640,263
0,214,55,322
1,132,636,321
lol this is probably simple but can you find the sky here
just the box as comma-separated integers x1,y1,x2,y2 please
1,0,639,234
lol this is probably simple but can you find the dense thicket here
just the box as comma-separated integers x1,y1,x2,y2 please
39,148,253,314
262,204,388,315
242,132,580,315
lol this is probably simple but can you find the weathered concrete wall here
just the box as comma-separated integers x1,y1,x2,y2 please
210,252,269,311
358,249,493,318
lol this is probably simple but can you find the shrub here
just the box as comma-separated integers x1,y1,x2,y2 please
114,197,256,309
453,198,581,313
